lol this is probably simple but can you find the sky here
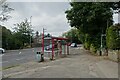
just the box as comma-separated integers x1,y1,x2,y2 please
2,2,71,36
0,0,119,36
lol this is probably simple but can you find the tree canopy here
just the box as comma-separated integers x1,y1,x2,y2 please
62,28,81,43
65,2,116,35
106,24,120,50
14,19,34,47
65,2,120,50
1,18,34,50
0,3,14,22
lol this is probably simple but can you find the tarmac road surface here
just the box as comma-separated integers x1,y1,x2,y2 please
1,47,44,68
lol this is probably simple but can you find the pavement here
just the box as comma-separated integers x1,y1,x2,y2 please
2,46,118,78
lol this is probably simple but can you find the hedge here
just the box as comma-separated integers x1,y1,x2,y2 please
106,24,120,50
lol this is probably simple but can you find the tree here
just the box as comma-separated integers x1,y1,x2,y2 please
65,2,120,50
1,25,13,49
44,33,52,37
14,18,34,47
66,3,114,35
0,2,14,22
106,24,120,50
12,32,23,49
1,23,34,50
62,28,81,43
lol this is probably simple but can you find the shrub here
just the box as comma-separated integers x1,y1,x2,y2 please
106,24,120,50
84,42,90,50
84,34,91,50
90,44,97,54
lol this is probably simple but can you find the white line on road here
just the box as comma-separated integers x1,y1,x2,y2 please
19,52,21,54
16,58,24,61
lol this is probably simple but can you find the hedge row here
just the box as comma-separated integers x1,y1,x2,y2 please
106,24,120,50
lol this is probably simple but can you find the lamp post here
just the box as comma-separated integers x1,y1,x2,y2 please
100,34,106,56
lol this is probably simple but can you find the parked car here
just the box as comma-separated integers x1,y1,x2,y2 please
70,43,77,47
45,44,58,51
45,44,52,50
67,42,72,46
0,48,5,53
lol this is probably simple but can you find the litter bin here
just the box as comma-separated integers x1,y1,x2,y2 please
36,51,44,62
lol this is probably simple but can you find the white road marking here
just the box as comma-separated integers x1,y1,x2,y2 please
16,58,24,61
19,52,21,54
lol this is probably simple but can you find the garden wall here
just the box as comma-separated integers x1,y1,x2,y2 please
108,50,120,62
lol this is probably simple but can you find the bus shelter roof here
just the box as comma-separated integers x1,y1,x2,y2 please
44,36,68,40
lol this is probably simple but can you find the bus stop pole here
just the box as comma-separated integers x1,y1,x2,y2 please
42,28,44,54
67,44,69,55
52,38,54,60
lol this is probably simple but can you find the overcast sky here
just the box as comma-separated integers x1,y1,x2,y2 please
1,1,119,36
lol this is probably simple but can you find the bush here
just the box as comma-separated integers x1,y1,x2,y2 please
90,44,97,54
106,24,120,50
84,42,90,50
84,34,91,50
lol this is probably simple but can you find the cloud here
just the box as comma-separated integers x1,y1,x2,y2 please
113,13,118,24
7,0,71,2
32,12,70,36
1,2,118,37
2,2,71,36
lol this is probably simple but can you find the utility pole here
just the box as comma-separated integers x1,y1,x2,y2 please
100,34,103,56
30,16,32,47
42,28,46,54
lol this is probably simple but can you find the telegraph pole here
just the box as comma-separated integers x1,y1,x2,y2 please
42,28,46,54
30,16,32,47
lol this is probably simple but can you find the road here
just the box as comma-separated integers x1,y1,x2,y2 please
1,46,79,74
1,47,43,68
2,46,118,78
1,45,82,68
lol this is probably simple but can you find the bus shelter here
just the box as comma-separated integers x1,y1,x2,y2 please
43,36,69,60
